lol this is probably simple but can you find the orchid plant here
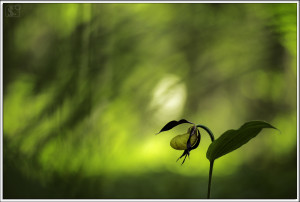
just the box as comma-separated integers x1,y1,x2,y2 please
156,119,277,199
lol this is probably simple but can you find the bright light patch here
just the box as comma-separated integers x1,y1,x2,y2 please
150,75,187,122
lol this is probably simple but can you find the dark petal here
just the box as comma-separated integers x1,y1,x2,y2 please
176,150,191,165
156,119,192,135
176,130,201,165
186,126,196,150
191,129,201,150
176,150,188,162
181,154,188,165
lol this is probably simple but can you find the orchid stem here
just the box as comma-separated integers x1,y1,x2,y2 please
196,124,215,142
207,160,214,199
197,124,215,199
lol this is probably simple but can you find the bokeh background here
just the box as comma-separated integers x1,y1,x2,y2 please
3,3,297,199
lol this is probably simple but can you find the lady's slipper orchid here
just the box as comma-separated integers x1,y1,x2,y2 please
156,119,276,199
156,119,201,164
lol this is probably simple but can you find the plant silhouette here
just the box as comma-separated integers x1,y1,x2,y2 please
157,119,277,199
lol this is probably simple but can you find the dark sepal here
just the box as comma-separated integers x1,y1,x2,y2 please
176,150,190,165
177,131,201,165
186,125,197,150
156,119,193,135
191,129,201,150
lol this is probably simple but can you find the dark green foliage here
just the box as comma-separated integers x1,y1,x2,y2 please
156,119,192,134
206,121,277,162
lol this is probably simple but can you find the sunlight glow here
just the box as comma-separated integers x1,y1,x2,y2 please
150,74,187,122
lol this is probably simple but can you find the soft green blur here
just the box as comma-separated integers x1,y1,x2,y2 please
3,3,297,199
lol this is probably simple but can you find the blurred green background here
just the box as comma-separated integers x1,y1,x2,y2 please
3,3,297,199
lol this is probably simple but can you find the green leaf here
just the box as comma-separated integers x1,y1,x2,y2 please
206,121,277,162
156,119,192,135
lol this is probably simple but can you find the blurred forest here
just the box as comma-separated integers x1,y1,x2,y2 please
3,3,297,199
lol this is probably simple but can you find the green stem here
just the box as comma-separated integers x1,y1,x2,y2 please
207,160,214,199
196,124,215,199
196,125,215,142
